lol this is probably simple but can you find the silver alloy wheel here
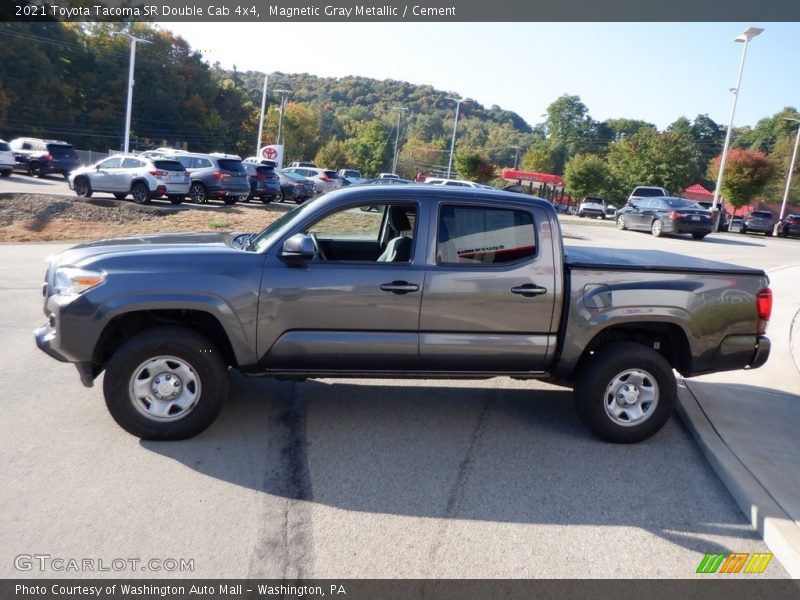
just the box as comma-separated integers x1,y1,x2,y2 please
616,215,626,230
132,183,150,204
603,368,659,427
74,178,89,197
128,355,201,422
651,219,662,236
189,183,206,202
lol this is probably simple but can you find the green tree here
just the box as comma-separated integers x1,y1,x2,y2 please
607,129,702,196
563,154,610,199
314,138,351,169
735,107,800,153
707,149,772,209
344,121,392,176
521,140,556,173
762,134,800,207
454,149,494,182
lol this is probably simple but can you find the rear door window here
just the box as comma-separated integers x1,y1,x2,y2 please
218,159,244,172
120,158,145,169
437,205,536,265
153,160,185,172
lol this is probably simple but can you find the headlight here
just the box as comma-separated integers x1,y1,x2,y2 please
53,267,106,296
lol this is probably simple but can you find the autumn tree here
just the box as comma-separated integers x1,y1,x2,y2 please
707,149,772,209
454,149,495,182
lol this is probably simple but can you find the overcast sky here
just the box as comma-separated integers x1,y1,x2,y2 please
161,22,800,131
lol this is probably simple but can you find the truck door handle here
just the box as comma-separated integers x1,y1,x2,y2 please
511,284,548,297
380,281,419,294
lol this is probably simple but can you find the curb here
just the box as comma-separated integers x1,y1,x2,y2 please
676,381,800,579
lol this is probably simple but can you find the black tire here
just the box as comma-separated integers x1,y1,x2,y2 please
102,326,228,440
113,193,127,200
131,182,152,205
578,212,585,218
651,219,663,237
28,162,42,177
616,215,627,230
574,342,676,443
259,195,272,204
189,182,208,203
740,226,747,234
691,233,707,240
73,176,93,198
0,169,11,177
222,196,238,205
168,195,184,205
276,190,285,203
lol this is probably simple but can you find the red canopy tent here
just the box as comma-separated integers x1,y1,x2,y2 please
682,183,714,201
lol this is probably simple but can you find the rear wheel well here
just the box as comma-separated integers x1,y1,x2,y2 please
574,323,692,379
93,310,237,372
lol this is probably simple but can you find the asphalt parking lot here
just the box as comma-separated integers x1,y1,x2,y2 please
0,200,796,579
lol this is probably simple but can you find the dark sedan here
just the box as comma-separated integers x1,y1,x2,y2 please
277,170,316,204
243,163,280,203
616,196,713,240
778,214,800,238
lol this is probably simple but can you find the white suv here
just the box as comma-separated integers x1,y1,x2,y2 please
578,196,607,219
69,154,190,204
0,139,14,177
283,167,345,193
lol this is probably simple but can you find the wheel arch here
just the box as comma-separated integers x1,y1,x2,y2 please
572,322,692,381
93,309,240,374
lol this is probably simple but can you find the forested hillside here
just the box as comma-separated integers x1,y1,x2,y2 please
1,22,798,205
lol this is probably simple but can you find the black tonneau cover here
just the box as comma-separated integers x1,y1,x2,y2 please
564,246,765,277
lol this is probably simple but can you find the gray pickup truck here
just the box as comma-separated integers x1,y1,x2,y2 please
35,186,772,443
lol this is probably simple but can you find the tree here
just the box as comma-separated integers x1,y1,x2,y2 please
762,134,800,207
563,154,609,200
734,107,800,153
454,149,494,182
707,149,772,209
606,129,702,197
314,138,351,170
344,121,392,176
603,118,657,140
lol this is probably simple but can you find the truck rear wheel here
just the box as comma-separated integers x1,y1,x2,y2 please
103,327,228,440
574,342,675,443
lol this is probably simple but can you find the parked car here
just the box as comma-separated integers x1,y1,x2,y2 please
578,196,607,219
695,201,731,231
0,139,14,177
358,177,415,185
283,166,345,194
741,210,775,236
377,172,400,179
288,161,317,168
778,214,800,238
616,196,713,240
338,169,366,184
69,155,190,204
424,177,495,189
243,163,280,203
244,157,278,168
35,186,772,443
156,151,250,204
10,137,80,178
276,170,316,203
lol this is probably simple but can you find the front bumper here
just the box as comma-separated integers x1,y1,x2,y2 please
35,324,95,387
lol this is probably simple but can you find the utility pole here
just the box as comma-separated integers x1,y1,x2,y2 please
111,31,152,153
391,106,408,174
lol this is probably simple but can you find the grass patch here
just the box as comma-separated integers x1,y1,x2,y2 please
208,219,231,229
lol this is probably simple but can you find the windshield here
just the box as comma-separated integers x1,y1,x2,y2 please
665,198,700,209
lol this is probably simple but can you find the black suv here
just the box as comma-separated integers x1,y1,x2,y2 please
10,137,81,178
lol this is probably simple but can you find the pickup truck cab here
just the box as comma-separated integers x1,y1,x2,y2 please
35,187,772,443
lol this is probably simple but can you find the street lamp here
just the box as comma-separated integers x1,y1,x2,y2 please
711,26,764,231
774,117,800,235
256,73,270,157
273,88,291,147
391,106,408,174
111,31,152,154
446,96,470,178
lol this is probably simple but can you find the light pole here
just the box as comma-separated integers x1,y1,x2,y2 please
446,96,469,178
111,31,151,154
711,26,764,231
273,88,291,147
774,117,800,236
391,106,407,174
256,73,270,157
510,145,523,169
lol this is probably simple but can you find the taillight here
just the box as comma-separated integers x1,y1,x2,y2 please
149,170,168,177
667,211,682,219
319,174,329,181
214,171,224,181
756,288,772,335
43,154,53,161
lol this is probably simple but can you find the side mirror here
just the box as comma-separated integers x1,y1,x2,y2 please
281,233,315,260
231,233,252,249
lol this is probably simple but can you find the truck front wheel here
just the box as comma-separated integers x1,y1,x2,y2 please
103,327,228,440
574,342,675,443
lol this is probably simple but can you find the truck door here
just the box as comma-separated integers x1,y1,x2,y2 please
257,200,426,371
419,200,558,372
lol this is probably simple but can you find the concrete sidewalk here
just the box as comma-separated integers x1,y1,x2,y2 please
676,264,800,579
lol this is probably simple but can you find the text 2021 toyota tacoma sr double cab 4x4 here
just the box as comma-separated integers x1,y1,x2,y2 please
35,187,772,443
